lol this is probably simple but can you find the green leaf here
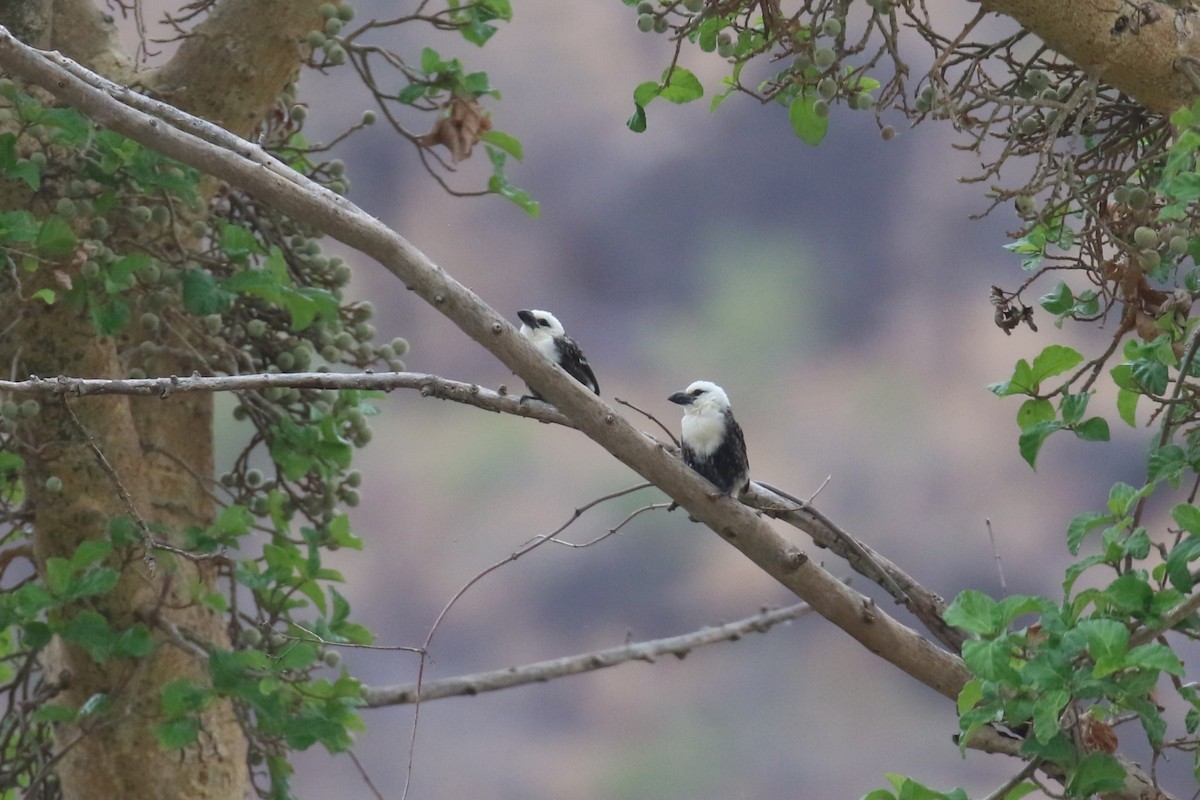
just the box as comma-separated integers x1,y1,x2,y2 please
1165,534,1200,591
182,269,234,316
32,287,55,304
420,47,443,75
944,590,1000,636
996,594,1045,627
1148,444,1187,484
1018,420,1065,468
1125,642,1184,675
35,214,76,259
788,96,829,146
1066,752,1126,797
65,567,119,600
1108,481,1148,517
7,158,40,189
161,678,214,716
1001,783,1038,800
1079,618,1128,675
396,83,427,105
485,148,540,217
961,636,1020,682
1030,344,1083,383
114,624,154,658
633,80,660,108
1038,281,1074,315
1173,502,1200,534
33,704,81,723
1060,392,1088,424
1073,416,1110,442
44,557,72,596
90,297,131,336
1131,358,1169,395
1032,689,1070,743
60,610,114,660
479,130,523,160
956,678,983,715
155,717,199,749
659,67,704,104
1067,511,1110,554
626,103,647,133
988,359,1035,397
71,539,113,569
1104,572,1152,613
218,223,259,262
1115,387,1137,426
1016,398,1054,431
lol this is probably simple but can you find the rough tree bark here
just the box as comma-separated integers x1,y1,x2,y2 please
0,2,325,798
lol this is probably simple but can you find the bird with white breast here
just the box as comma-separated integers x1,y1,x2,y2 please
668,380,750,499
517,309,600,399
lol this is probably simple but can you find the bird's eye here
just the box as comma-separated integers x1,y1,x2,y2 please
538,319,551,327
690,389,703,397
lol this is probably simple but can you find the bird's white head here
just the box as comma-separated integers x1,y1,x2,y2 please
517,309,565,339
668,380,732,417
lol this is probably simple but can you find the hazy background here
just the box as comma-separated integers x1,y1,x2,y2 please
162,1,1176,797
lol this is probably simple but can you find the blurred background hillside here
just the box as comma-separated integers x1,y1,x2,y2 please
160,0,1169,797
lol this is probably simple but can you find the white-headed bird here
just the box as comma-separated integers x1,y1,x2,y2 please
517,309,600,398
668,380,750,498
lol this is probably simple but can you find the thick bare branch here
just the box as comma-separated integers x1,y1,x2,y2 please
977,0,1196,116
742,483,966,653
364,603,813,706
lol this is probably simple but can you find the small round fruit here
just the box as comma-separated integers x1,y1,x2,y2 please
813,46,836,69
821,18,842,36
1133,226,1158,249
813,99,830,118
817,78,837,100
1139,250,1161,271
1169,235,1189,256
637,13,654,31
44,476,63,493
1127,187,1149,209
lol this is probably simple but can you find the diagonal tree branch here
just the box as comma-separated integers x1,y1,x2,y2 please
363,603,814,706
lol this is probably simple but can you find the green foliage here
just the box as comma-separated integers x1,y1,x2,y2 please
861,774,972,800
0,86,384,797
627,66,705,133
987,345,1112,467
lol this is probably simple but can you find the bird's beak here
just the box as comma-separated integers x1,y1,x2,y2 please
517,309,536,326
668,391,693,406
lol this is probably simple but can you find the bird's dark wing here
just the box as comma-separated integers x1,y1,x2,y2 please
681,414,750,495
721,413,750,492
557,335,600,395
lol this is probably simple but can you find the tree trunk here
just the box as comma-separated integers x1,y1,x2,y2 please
0,2,326,797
